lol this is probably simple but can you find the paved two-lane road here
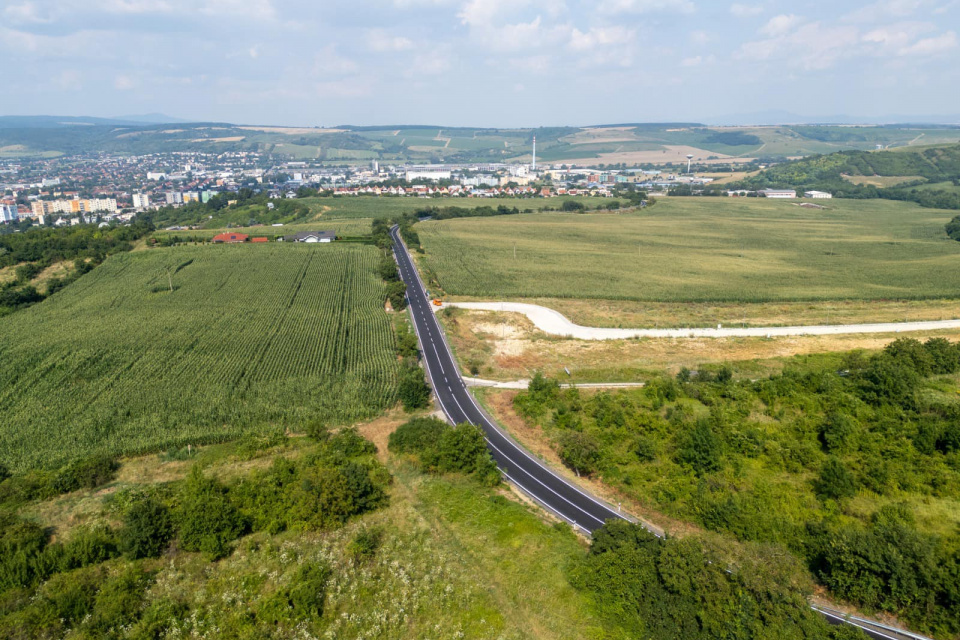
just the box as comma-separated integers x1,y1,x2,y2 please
389,226,929,640
390,226,629,534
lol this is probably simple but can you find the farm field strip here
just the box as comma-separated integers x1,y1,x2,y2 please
417,198,960,303
0,244,399,471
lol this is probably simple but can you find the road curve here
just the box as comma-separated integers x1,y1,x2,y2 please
390,226,633,535
390,228,930,640
439,301,960,340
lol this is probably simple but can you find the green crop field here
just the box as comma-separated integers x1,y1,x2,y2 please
0,244,399,471
301,195,613,219
417,198,960,302
153,219,376,239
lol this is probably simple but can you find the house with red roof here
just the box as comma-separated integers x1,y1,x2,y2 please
212,232,248,243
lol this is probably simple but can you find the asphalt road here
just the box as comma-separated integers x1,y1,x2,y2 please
390,226,629,535
389,227,930,640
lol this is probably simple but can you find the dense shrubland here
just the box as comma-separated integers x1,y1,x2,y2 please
0,429,390,637
513,338,960,636
571,520,861,640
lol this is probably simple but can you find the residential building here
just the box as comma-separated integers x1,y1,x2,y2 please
166,192,183,205
211,232,249,243
133,193,151,210
31,200,55,217
280,230,336,243
0,203,18,222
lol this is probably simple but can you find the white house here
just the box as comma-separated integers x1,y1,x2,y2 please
761,189,797,199
280,230,336,243
804,190,833,199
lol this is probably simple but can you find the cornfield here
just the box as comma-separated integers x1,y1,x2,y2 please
0,244,399,471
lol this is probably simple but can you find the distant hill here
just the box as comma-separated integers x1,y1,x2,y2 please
746,144,960,187
111,113,187,124
741,143,960,210
0,115,141,129
1,118,960,165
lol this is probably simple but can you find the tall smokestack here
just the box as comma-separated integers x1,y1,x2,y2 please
532,135,537,171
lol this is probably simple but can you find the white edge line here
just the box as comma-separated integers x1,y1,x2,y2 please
393,227,638,527
486,437,607,527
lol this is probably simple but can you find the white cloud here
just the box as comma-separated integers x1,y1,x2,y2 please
408,50,453,75
759,14,803,37
681,55,702,66
729,3,763,17
898,29,957,54
312,45,358,76
367,29,414,52
861,22,931,48
845,0,927,21
53,69,83,91
114,74,137,90
457,0,515,27
569,26,634,51
737,21,861,70
738,17,955,70
597,0,694,13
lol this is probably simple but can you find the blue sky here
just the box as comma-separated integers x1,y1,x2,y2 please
0,0,957,126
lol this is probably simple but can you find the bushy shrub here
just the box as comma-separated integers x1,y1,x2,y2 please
390,418,498,483
88,565,154,633
53,454,120,494
556,430,601,476
388,417,447,454
177,468,245,560
676,420,722,476
121,497,174,559
815,457,857,501
348,527,384,562
398,361,431,410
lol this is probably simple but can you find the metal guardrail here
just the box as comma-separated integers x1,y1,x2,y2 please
811,604,933,640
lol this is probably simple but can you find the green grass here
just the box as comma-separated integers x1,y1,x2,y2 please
914,181,960,194
300,195,613,219
0,243,399,471
417,197,960,302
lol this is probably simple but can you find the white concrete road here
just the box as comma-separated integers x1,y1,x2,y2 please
463,376,646,390
438,301,960,340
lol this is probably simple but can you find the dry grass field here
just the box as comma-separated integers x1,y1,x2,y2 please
439,307,960,382
842,174,926,187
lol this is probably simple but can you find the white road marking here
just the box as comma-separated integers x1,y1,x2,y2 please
487,438,606,527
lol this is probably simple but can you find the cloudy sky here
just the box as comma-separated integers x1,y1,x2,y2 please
0,0,957,126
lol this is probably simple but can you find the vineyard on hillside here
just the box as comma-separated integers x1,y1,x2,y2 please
0,244,399,471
